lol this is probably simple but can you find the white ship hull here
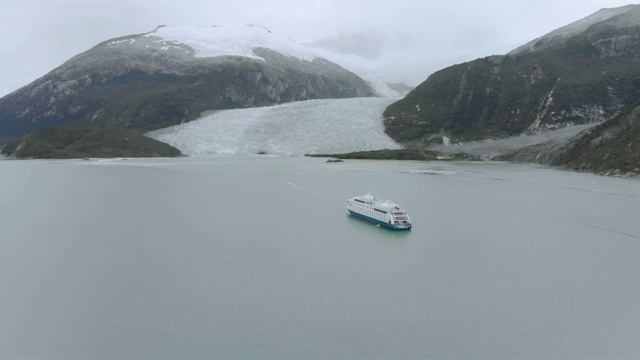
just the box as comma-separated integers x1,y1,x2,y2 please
346,193,412,230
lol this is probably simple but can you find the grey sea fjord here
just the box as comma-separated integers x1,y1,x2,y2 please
1,154,639,359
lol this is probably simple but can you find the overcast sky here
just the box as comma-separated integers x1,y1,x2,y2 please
0,0,636,97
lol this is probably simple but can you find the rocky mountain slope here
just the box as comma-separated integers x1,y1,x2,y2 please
0,25,375,141
502,102,640,177
548,102,640,176
509,4,640,55
383,5,640,145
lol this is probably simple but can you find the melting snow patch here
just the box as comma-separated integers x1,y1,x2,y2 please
108,39,136,46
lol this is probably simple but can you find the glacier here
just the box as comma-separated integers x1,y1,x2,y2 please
147,97,402,156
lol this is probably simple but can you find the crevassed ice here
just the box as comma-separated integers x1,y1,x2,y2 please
147,97,402,156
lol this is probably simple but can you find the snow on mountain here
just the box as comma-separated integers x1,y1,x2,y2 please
146,25,430,97
146,97,402,156
147,25,318,62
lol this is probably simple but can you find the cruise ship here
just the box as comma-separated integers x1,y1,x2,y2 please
346,193,412,230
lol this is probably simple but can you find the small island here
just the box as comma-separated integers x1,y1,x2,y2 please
1,126,182,159
308,148,479,161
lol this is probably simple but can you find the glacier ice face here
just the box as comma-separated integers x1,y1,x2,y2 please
147,97,402,156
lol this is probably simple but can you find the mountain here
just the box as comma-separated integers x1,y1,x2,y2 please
383,5,640,145
0,25,375,141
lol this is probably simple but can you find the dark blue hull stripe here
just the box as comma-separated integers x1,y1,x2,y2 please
348,210,412,230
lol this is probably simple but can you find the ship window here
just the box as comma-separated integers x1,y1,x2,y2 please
355,199,365,204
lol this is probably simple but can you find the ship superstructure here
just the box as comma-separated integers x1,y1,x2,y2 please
346,193,412,230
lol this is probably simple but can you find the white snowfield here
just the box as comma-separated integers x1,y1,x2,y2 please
147,97,402,156
147,25,319,62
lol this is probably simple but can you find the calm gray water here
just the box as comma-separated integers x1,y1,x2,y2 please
1,155,639,359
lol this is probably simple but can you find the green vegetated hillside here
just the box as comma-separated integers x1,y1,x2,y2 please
383,6,640,145
384,47,640,145
380,5,640,175
1,126,181,159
